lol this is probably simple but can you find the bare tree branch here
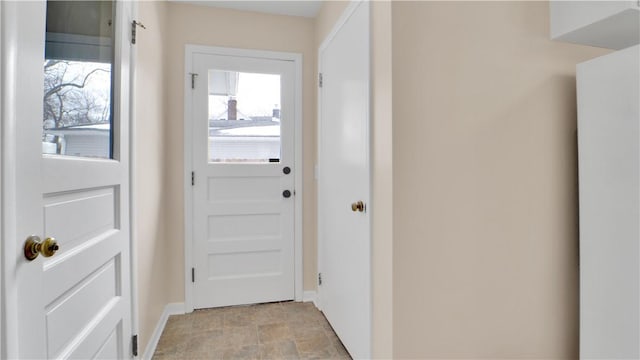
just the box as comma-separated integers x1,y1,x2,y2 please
43,60,111,128
43,67,109,99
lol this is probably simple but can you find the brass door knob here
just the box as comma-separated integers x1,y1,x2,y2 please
24,235,60,261
351,201,365,212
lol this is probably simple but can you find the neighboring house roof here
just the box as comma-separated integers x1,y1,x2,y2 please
209,118,280,137
217,125,279,137
45,123,110,136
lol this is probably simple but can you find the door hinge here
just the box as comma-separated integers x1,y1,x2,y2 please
131,20,146,45
318,273,322,286
132,334,138,356
191,171,195,186
192,267,195,283
189,73,198,89
318,73,323,88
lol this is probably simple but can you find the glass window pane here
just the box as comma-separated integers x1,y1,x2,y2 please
42,1,114,159
208,71,281,163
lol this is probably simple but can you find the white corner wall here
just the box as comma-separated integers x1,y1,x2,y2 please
577,45,640,359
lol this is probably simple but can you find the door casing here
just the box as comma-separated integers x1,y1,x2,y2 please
183,45,304,312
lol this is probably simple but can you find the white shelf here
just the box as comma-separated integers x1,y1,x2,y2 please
551,1,639,50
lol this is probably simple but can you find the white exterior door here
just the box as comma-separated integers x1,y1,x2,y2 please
189,50,298,309
318,2,371,359
1,1,133,358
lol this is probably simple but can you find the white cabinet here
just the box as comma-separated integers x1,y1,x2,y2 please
551,1,639,49
578,45,640,359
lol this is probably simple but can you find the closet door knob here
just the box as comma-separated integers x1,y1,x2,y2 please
351,201,365,212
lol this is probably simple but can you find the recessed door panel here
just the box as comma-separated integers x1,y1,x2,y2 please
45,259,117,358
208,177,281,202
43,187,116,252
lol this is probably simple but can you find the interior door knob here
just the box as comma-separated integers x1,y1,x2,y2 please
351,201,365,212
24,235,60,261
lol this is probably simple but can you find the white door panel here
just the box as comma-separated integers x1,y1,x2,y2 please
191,52,296,308
318,2,371,359
2,1,133,358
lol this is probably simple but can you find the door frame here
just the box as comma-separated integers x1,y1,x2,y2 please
0,1,137,357
183,45,304,312
316,0,372,355
128,0,140,353
1,3,22,356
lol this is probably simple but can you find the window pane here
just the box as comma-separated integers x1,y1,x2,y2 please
42,1,114,159
208,71,281,163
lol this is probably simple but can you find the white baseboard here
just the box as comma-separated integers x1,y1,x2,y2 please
302,290,318,308
141,302,185,359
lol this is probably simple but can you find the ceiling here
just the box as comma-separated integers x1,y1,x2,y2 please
169,0,323,18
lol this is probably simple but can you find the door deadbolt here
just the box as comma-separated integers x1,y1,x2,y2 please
283,190,292,198
24,235,59,261
283,166,291,175
351,201,365,212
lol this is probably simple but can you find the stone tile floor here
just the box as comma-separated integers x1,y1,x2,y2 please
153,301,352,359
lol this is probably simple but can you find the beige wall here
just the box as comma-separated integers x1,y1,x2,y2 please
162,3,317,304
134,0,170,353
314,1,349,46
133,1,609,357
391,1,609,358
135,2,316,352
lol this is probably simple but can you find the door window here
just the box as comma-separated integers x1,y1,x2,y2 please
207,70,281,163
42,1,114,159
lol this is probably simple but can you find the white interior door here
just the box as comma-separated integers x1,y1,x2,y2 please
318,2,371,359
190,50,297,309
2,1,133,358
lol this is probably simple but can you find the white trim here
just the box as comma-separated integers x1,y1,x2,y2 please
129,0,140,356
183,47,194,312
1,2,29,357
302,290,318,307
293,49,304,303
0,2,3,358
183,45,304,311
141,303,186,360
317,0,372,358
112,1,135,355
